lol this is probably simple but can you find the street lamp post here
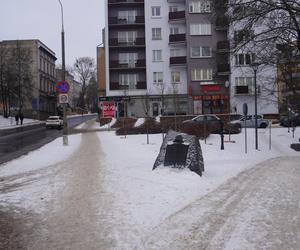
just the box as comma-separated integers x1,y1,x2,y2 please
251,62,259,150
58,0,68,146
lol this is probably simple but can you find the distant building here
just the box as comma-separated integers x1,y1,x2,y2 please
0,39,57,119
97,45,106,97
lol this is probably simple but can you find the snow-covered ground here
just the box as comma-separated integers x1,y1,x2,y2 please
0,115,40,128
0,122,299,248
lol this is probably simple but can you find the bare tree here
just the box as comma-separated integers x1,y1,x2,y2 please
0,42,32,117
73,57,96,109
154,82,168,115
85,75,98,112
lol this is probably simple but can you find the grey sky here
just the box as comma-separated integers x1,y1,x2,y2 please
0,0,105,67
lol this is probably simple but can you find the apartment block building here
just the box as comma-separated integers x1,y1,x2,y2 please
105,0,230,117
0,39,57,119
105,0,279,117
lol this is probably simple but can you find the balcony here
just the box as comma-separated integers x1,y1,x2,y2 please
109,37,145,47
109,81,146,90
108,0,144,5
108,16,145,25
216,17,229,30
169,33,186,44
169,56,187,65
217,64,230,75
217,40,230,52
234,85,261,95
169,11,185,22
109,59,146,69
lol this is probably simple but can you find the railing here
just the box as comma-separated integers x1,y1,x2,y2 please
169,33,186,43
108,0,144,4
109,81,147,90
108,16,145,25
235,85,261,95
109,59,146,69
216,17,229,30
109,37,145,47
217,63,230,74
169,11,185,21
217,40,230,51
170,56,187,65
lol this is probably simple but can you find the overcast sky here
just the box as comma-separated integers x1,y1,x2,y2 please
0,0,105,67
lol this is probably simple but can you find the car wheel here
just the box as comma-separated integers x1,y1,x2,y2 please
260,123,268,128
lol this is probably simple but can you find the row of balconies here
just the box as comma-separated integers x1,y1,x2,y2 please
110,81,146,90
108,16,145,25
108,0,144,4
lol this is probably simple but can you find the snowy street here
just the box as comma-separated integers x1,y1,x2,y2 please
0,120,299,249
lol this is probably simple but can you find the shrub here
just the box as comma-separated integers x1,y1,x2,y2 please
180,123,212,139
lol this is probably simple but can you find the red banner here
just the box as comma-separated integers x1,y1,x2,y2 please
102,101,115,118
201,84,221,92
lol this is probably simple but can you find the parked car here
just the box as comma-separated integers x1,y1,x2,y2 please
280,115,300,127
230,115,269,128
46,116,63,129
182,114,222,133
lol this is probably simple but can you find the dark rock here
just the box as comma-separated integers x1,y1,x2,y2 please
290,143,300,151
153,130,204,176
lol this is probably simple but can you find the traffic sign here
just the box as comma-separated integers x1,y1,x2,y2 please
56,81,70,93
59,93,69,104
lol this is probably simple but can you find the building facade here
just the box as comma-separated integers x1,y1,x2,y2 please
104,0,279,117
0,39,57,119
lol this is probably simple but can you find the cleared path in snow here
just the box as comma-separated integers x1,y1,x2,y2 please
0,120,118,249
144,156,300,250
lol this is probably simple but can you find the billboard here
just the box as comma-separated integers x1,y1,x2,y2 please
101,101,115,118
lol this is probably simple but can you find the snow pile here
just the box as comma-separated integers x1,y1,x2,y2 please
134,118,145,127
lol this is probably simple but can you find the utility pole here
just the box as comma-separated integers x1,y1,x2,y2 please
58,0,68,145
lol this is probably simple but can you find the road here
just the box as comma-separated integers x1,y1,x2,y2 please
0,120,299,249
0,114,97,164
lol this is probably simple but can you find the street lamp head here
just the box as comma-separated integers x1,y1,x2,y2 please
251,62,260,71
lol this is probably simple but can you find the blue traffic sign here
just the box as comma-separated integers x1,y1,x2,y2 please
56,81,70,93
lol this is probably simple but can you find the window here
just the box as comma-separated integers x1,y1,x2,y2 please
152,6,161,17
235,53,255,66
119,74,138,87
152,28,162,40
153,72,163,83
191,69,213,81
170,49,181,57
118,10,137,23
153,50,162,61
190,24,211,35
119,53,137,66
118,31,137,44
189,0,211,13
171,71,181,83
191,46,212,57
170,27,179,35
235,77,254,94
169,6,178,12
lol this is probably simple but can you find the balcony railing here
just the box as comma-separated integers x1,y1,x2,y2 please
109,81,146,90
109,59,146,69
217,64,230,75
235,85,261,95
169,11,185,21
108,0,144,4
217,40,230,52
109,37,145,47
216,17,229,30
108,16,145,25
169,56,187,65
169,33,186,43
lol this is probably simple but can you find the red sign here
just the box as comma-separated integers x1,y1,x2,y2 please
193,95,228,100
201,84,221,92
102,101,115,118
